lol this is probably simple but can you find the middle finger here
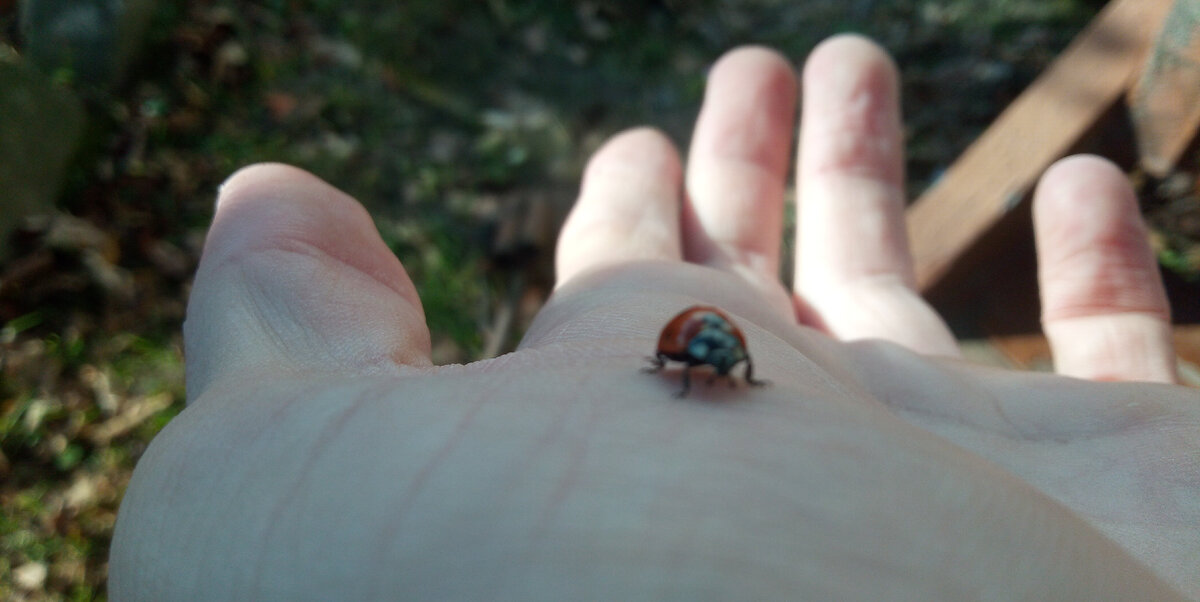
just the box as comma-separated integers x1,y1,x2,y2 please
684,46,798,299
795,35,957,356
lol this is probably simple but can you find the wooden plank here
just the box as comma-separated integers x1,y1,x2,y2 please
988,333,1053,372
1129,0,1200,176
982,328,1200,387
907,0,1174,291
1173,324,1200,366
1174,325,1200,386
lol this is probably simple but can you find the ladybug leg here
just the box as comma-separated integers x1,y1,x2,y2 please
744,359,769,387
642,354,666,373
676,366,691,398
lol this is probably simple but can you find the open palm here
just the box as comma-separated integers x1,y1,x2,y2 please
111,37,1198,600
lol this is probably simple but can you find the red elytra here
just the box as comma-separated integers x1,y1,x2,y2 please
644,305,767,397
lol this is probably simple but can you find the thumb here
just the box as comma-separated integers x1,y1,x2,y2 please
184,163,431,401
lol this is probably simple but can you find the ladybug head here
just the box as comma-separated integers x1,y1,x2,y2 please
685,328,747,374
707,346,746,374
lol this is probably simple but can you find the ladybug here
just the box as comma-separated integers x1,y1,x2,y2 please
644,305,767,397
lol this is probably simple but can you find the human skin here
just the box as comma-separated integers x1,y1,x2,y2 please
109,36,1199,600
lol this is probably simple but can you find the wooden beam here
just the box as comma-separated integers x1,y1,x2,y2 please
907,0,1173,291
1129,0,1200,176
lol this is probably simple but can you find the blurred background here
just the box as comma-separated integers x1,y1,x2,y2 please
3,0,1191,598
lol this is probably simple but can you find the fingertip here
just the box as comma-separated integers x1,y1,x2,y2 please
707,46,797,109
582,127,681,187
697,44,797,157
557,127,684,287
216,162,309,207
804,34,898,92
1033,154,1166,320
1034,155,1135,225
1033,154,1177,383
712,45,793,72
698,44,798,167
188,164,432,400
208,163,417,304
1039,153,1118,181
798,33,903,184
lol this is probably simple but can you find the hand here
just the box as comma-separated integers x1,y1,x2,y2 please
110,36,1198,600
